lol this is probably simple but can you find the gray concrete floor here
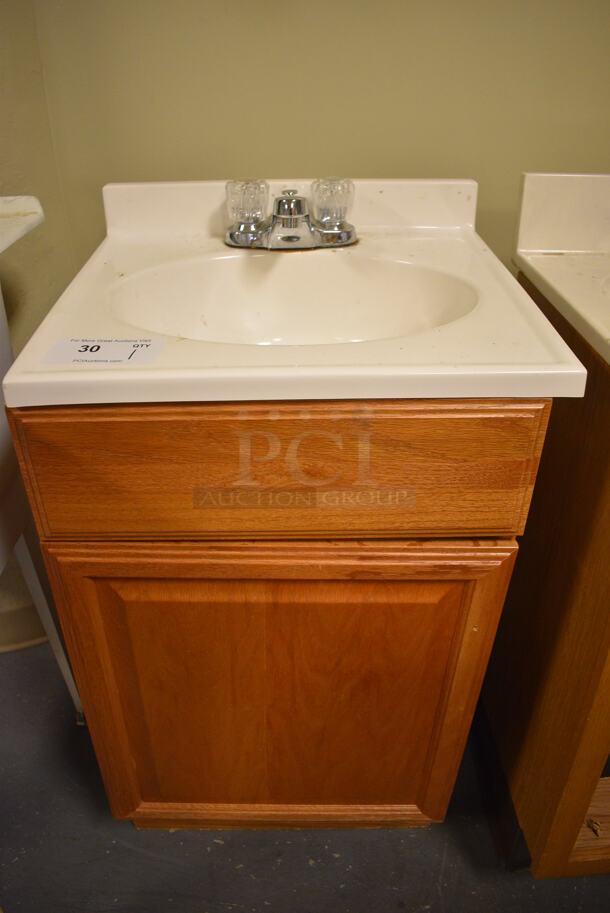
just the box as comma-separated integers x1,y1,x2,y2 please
1,643,609,913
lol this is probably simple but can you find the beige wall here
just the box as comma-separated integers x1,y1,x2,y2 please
3,0,610,345
0,0,74,353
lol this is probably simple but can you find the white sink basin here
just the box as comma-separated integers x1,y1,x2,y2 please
111,253,478,347
2,179,586,407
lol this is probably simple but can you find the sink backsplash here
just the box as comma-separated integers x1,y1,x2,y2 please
103,179,478,241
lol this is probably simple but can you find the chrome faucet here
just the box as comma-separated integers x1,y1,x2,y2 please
225,179,357,249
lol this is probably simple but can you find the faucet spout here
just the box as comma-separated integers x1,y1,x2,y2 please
266,190,317,249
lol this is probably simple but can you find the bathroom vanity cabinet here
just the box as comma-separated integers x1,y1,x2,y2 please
480,173,609,877
3,177,585,829
8,397,549,827
483,277,610,877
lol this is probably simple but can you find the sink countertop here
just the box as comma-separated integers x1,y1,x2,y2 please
0,197,44,255
3,180,585,407
515,173,610,366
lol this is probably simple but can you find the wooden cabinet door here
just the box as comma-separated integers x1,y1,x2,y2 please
45,539,516,828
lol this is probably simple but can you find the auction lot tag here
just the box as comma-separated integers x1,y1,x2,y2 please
44,337,165,366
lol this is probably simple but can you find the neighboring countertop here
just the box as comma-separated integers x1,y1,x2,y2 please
0,197,44,255
3,180,585,407
515,173,610,365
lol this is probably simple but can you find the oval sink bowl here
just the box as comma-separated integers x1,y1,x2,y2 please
110,251,478,346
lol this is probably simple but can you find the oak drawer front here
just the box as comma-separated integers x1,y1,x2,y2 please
9,399,550,540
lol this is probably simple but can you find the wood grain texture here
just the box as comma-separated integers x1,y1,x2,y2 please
8,399,549,540
132,802,432,829
45,538,516,827
571,779,610,867
483,274,610,878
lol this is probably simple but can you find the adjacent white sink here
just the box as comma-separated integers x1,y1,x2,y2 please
111,252,478,347
3,179,586,407
516,172,610,365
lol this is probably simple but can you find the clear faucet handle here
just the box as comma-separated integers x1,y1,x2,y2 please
226,179,269,225
311,177,355,226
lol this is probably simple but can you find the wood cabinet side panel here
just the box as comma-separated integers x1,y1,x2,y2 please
570,778,610,869
483,275,610,877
